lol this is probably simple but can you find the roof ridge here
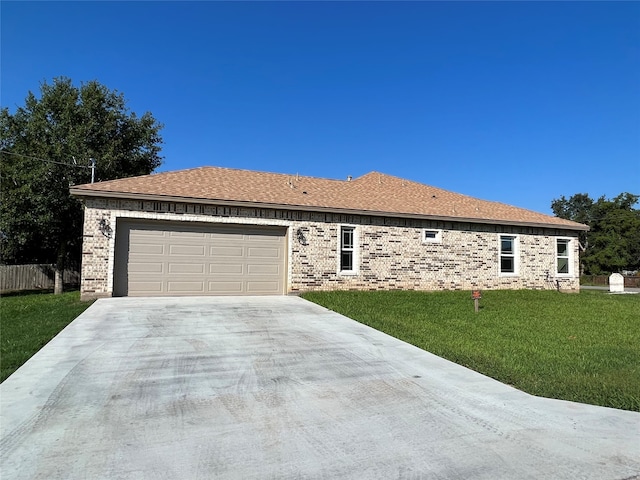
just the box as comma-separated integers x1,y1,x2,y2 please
191,165,350,183
354,171,484,198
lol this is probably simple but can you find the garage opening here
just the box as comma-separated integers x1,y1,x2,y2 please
114,220,287,296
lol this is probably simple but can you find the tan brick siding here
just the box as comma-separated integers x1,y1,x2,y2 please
79,198,581,299
289,221,579,293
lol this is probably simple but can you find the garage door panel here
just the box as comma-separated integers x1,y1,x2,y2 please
210,247,245,258
129,281,163,293
168,281,206,293
168,263,205,274
118,221,286,296
129,263,164,273
170,245,206,256
247,264,280,275
247,247,281,258
210,264,244,274
210,231,245,240
169,231,206,239
130,244,164,255
208,281,244,293
134,230,167,237
247,281,281,294
245,239,283,247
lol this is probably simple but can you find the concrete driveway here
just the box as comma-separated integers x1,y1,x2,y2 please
1,297,638,480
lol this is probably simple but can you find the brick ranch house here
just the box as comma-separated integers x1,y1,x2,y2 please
70,167,588,300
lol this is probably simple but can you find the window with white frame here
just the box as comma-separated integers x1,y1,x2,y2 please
499,235,518,275
339,226,356,274
422,229,442,244
556,238,571,275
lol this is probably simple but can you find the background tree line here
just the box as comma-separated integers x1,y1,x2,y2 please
552,193,640,275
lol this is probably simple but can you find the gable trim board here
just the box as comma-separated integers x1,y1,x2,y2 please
71,168,587,299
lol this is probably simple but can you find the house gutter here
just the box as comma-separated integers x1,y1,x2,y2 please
70,188,590,232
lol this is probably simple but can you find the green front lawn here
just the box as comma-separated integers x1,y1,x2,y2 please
0,291,94,382
302,289,640,411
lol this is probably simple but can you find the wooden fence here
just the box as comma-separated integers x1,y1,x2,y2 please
0,264,80,293
581,275,640,288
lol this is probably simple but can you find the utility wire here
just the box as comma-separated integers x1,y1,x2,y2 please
0,149,92,168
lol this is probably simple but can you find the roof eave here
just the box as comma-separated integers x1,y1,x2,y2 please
70,188,590,232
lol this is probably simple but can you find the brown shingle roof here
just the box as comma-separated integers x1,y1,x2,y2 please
70,166,588,230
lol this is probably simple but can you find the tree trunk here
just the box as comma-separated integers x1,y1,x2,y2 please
54,245,65,295
54,267,63,294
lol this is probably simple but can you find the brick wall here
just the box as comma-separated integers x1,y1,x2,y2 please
79,198,580,299
80,204,113,299
289,218,579,293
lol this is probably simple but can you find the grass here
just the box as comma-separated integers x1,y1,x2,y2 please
0,290,94,382
301,289,640,412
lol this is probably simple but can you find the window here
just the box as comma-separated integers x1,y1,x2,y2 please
500,235,518,275
556,238,571,275
422,229,442,244
339,226,356,274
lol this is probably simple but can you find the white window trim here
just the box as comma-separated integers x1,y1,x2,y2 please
338,225,359,275
499,234,520,277
422,229,443,244
556,237,574,277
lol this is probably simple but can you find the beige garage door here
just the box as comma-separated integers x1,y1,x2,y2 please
114,221,287,296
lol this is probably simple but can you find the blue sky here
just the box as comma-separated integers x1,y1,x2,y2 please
2,1,639,215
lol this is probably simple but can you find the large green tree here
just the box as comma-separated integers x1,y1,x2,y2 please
1,77,163,292
552,193,640,275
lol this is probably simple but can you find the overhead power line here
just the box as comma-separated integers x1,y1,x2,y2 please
0,149,92,168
